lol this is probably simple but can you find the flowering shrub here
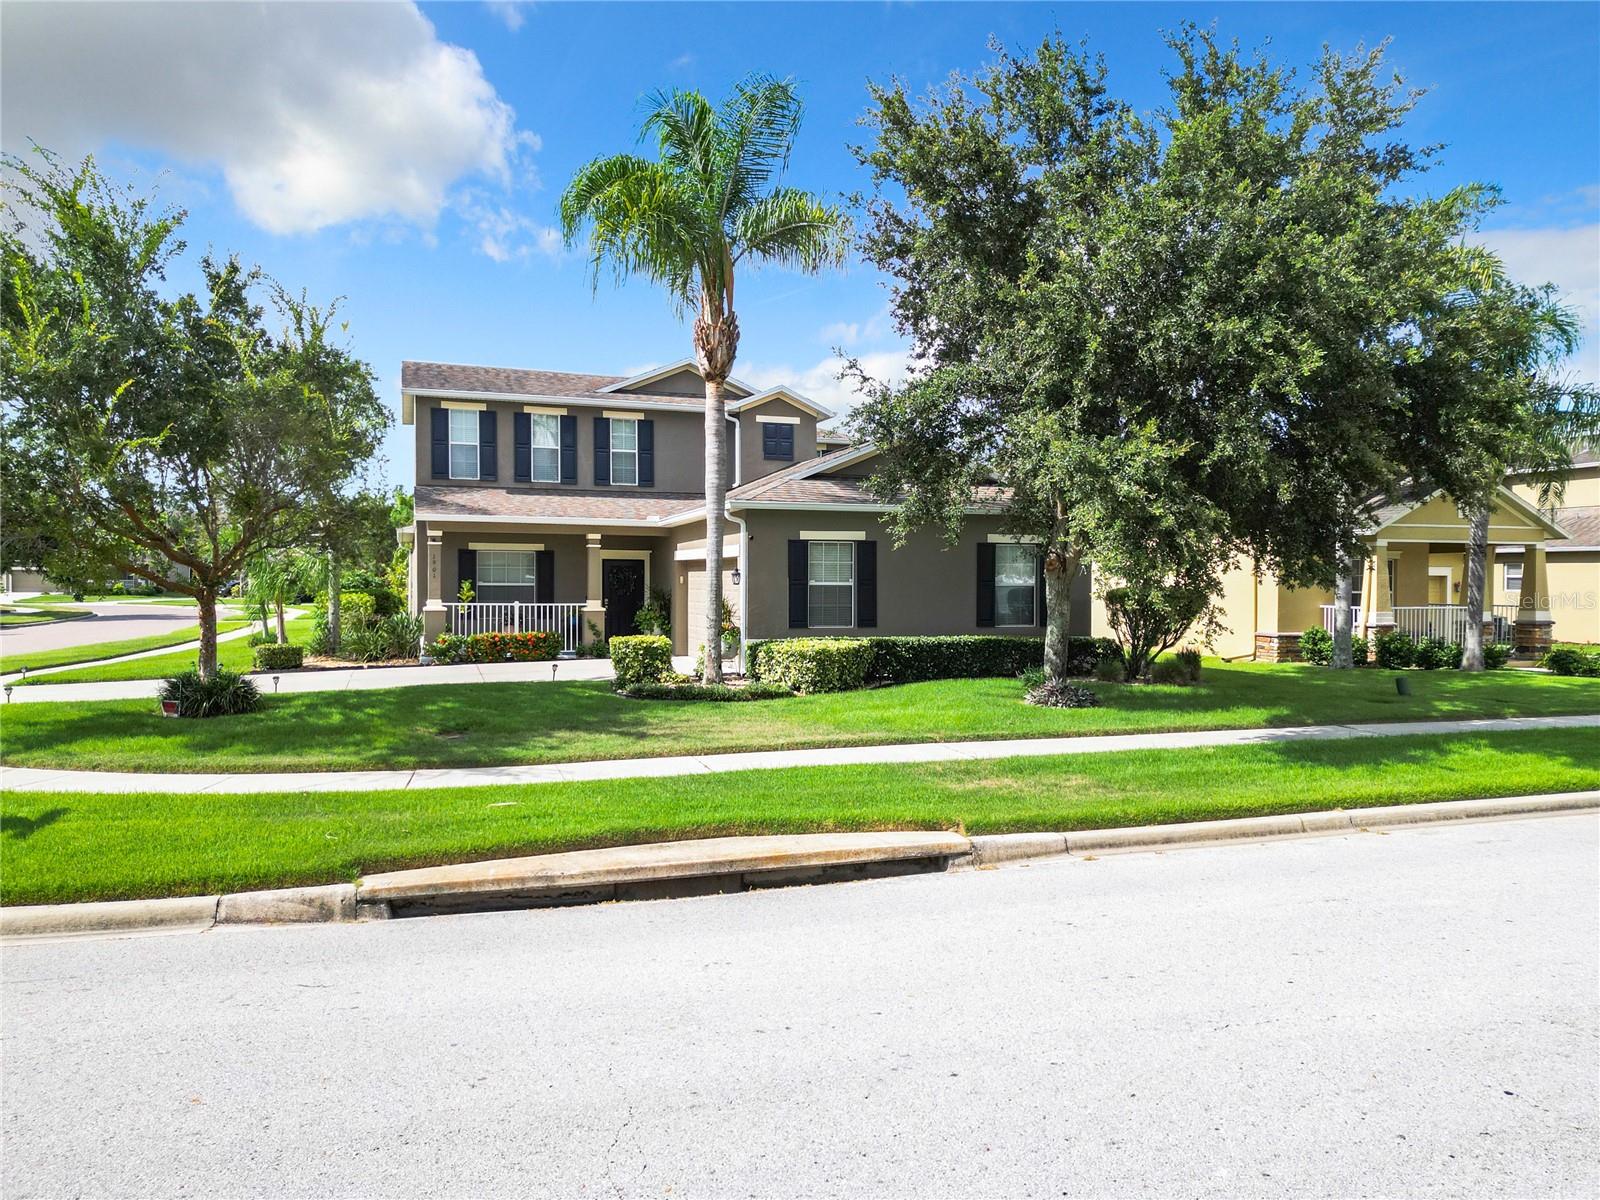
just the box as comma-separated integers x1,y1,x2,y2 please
428,630,561,664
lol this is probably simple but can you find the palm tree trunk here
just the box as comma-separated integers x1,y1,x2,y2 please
1461,505,1490,671
275,595,288,644
1331,549,1354,670
702,377,727,684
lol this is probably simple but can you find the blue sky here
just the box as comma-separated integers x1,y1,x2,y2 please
3,1,1597,490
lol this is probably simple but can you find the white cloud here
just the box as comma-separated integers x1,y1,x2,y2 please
459,193,564,263
1,1,532,236
485,2,529,32
742,350,912,419
1476,221,1600,383
819,306,892,348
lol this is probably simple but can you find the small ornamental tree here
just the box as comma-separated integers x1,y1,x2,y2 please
1,152,388,677
851,31,1489,684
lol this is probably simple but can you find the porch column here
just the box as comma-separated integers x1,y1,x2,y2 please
582,533,607,644
1367,540,1394,643
421,528,446,645
1512,541,1553,656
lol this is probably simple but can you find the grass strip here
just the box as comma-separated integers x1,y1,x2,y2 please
2,620,250,675
27,614,313,685
2,660,1597,774
1,728,1593,905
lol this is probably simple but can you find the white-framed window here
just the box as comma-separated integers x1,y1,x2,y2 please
808,541,854,628
475,550,537,603
610,418,639,486
1504,561,1523,595
448,408,480,480
995,543,1038,626
530,413,560,483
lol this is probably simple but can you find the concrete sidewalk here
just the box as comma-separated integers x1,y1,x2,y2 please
6,651,616,700
2,713,1593,794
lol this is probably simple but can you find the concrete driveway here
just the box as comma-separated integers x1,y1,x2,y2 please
0,602,200,657
2,814,1594,1197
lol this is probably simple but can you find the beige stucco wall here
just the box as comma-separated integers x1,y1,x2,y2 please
734,397,818,484
1495,548,1600,644
428,526,663,609
1510,464,1600,510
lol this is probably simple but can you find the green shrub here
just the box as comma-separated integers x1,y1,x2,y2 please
1297,625,1333,666
1024,680,1102,708
1018,667,1045,690
1483,643,1511,670
618,680,792,702
1541,646,1600,677
159,668,260,718
1352,636,1369,665
1373,631,1415,670
1173,648,1203,682
746,635,1119,685
252,644,304,671
611,635,673,688
633,587,671,636
1413,638,1462,671
1094,656,1126,683
1150,658,1194,686
753,638,874,694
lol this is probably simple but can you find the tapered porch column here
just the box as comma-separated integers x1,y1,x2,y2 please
1366,540,1394,646
421,527,447,645
1512,542,1553,656
583,533,607,645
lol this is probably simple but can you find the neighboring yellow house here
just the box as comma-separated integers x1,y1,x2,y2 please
1091,478,1587,661
1503,445,1600,647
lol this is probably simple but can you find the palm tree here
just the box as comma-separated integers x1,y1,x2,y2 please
560,75,850,682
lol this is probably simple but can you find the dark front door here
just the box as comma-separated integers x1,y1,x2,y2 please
603,560,647,640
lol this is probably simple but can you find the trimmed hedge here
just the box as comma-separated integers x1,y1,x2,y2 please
618,681,792,702
610,635,673,689
750,638,875,694
428,630,562,665
747,635,1119,687
1542,646,1600,677
1150,658,1194,686
252,644,304,671
1413,638,1463,671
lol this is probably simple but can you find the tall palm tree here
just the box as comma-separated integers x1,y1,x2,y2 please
560,75,850,682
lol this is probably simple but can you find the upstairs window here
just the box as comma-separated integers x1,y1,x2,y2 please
610,418,639,485
530,413,560,483
762,422,795,461
994,543,1038,626
807,541,855,628
448,409,480,480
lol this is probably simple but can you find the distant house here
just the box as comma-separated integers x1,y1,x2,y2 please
399,355,1593,660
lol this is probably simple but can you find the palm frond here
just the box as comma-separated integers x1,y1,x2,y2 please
641,89,719,192
714,74,804,223
731,187,852,273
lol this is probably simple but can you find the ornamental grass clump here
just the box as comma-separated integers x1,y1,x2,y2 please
1025,679,1102,709
159,668,260,718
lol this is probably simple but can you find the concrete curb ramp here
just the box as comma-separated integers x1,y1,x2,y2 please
2,792,1595,941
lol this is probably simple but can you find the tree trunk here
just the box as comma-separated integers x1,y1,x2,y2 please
326,551,341,656
197,589,219,681
1461,505,1490,671
1331,550,1355,670
701,377,727,683
1041,545,1079,685
275,595,288,644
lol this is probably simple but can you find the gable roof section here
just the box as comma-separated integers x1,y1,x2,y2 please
1366,483,1568,540
727,443,1009,512
727,385,833,420
597,358,755,399
1548,505,1599,551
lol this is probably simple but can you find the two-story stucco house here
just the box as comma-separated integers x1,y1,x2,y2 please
400,358,1092,657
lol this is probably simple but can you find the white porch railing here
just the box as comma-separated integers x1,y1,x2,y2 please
1322,603,1521,644
444,601,585,654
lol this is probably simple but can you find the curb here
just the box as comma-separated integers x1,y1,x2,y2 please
3,792,1596,941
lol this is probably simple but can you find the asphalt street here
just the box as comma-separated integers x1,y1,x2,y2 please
3,814,1596,1198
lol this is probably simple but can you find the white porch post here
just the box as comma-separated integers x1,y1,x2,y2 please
583,533,607,645
421,528,446,644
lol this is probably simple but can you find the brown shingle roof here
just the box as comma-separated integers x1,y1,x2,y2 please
401,361,701,408
414,485,704,524
727,444,868,502
1550,505,1600,549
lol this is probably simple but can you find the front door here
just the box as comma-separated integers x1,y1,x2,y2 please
1427,573,1448,604
603,560,646,640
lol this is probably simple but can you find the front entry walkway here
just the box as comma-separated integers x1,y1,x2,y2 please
1,713,1592,794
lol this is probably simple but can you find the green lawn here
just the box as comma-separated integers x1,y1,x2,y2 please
23,592,200,606
1,728,1593,905
1,619,250,675
0,609,88,627
26,613,314,684
3,660,1597,774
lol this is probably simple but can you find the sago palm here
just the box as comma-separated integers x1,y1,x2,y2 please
560,75,850,682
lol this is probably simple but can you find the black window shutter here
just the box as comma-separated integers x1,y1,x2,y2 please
788,539,808,628
857,540,877,628
513,412,531,482
535,549,554,602
478,410,497,481
457,549,477,597
559,415,577,484
977,542,996,627
1035,549,1047,626
763,424,794,460
593,417,610,486
638,419,654,487
430,407,448,478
